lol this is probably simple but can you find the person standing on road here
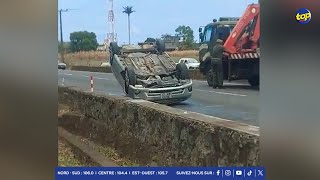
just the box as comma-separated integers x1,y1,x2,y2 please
210,39,225,89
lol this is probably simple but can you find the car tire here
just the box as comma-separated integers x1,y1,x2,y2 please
176,62,190,80
206,69,213,87
156,40,166,54
248,75,259,87
124,67,136,94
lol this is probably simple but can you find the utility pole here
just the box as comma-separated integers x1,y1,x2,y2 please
58,9,77,63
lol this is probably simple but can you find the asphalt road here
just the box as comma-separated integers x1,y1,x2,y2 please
58,69,259,126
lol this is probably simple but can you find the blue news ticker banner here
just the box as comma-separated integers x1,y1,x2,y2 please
56,167,266,180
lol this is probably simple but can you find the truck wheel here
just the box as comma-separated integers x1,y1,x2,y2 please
110,42,120,55
156,40,166,54
248,75,259,87
206,69,213,87
176,63,190,80
124,67,136,94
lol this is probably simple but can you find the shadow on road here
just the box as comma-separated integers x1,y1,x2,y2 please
169,101,190,107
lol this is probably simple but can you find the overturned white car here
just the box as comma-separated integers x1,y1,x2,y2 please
109,40,192,105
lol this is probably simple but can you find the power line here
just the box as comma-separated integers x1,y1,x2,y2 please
58,8,78,63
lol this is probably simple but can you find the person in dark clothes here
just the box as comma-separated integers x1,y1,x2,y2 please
210,39,225,88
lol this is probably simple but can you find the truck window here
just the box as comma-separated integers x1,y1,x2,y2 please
216,26,231,41
203,27,213,42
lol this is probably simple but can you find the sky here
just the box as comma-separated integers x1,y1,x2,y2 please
58,0,258,45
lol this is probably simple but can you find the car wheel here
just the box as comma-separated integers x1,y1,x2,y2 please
156,40,166,54
110,42,120,55
124,67,136,94
109,42,120,65
176,62,190,80
248,75,259,87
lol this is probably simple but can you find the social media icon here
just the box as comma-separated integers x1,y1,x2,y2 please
236,170,242,176
216,170,221,176
247,170,253,176
258,170,264,176
225,170,232,176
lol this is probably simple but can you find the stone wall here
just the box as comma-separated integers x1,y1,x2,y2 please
58,86,260,166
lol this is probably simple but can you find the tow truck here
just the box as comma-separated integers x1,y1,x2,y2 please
198,3,260,87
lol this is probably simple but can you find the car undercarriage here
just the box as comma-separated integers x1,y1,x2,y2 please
109,40,193,105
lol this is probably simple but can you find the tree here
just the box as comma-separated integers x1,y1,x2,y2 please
175,25,195,49
123,6,135,44
69,31,99,52
58,41,71,53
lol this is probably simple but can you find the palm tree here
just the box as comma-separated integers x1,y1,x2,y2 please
122,6,135,44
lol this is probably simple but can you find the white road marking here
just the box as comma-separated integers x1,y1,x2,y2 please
59,73,72,76
78,74,110,80
95,77,109,80
193,80,248,86
223,82,247,86
86,71,111,75
205,105,224,108
194,89,247,97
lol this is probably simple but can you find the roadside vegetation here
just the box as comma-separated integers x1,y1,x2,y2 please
58,139,85,166
58,50,199,66
58,23,200,66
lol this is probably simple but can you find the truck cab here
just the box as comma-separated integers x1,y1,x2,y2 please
198,4,260,87
198,18,239,84
199,17,239,45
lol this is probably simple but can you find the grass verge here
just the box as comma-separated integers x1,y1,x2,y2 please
58,138,85,166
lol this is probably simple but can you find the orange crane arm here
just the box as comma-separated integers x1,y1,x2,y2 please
223,4,260,54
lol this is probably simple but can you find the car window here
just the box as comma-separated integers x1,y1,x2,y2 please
189,59,198,63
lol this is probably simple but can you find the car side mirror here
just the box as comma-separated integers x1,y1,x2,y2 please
198,27,202,33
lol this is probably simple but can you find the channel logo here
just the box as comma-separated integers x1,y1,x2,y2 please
296,8,311,24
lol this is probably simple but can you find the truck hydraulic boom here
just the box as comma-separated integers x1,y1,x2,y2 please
224,4,260,54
